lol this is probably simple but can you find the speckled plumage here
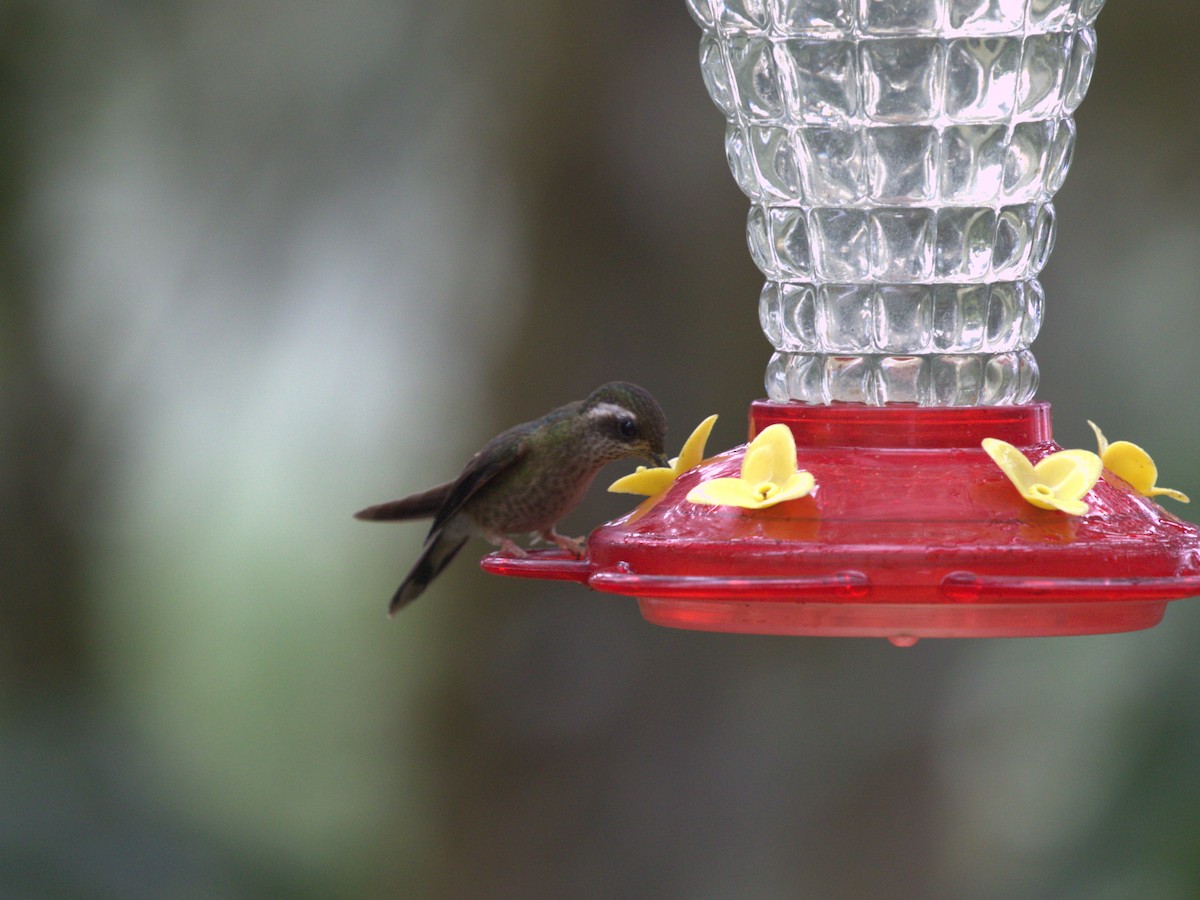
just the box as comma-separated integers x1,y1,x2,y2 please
355,382,668,614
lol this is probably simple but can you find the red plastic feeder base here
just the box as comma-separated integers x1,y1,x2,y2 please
482,402,1200,641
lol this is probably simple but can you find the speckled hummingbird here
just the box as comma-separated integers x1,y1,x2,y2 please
355,381,668,614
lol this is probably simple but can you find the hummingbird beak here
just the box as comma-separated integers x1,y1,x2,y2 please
651,451,670,468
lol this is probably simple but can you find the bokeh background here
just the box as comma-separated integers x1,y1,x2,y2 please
4,1,1200,897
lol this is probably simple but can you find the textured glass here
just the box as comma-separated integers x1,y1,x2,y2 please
948,0,1025,34
862,0,941,36
690,0,1105,404
861,40,943,123
785,40,860,122
867,126,937,202
798,127,866,203
763,349,1038,405
945,38,1020,121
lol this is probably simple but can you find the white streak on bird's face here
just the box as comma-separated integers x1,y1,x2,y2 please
584,402,642,448
586,402,634,424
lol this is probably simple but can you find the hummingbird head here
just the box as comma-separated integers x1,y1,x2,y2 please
580,381,669,468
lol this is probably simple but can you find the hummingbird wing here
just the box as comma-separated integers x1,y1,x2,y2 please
353,481,455,522
427,423,533,536
387,425,533,614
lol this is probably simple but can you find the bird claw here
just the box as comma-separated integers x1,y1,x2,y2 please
492,536,528,558
492,531,584,558
543,530,586,558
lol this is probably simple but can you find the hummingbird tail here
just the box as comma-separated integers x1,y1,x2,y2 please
355,482,453,522
388,529,470,615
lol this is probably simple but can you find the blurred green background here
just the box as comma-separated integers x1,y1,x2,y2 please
4,2,1200,897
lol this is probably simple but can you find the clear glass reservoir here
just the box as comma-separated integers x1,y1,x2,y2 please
686,0,1105,405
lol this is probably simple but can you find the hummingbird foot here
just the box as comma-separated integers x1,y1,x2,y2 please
486,533,529,558
541,528,587,558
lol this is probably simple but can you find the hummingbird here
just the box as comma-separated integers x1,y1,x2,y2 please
355,381,669,614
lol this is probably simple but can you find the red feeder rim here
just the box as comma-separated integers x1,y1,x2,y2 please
482,402,1200,642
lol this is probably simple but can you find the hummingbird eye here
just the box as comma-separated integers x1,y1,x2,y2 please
588,403,642,442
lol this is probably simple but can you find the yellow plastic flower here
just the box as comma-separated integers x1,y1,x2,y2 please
686,423,814,509
608,414,718,496
1088,420,1189,503
982,437,1102,516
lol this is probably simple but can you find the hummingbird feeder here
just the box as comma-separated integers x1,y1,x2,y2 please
483,0,1200,642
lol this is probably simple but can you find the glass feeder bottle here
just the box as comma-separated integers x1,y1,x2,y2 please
687,0,1099,405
